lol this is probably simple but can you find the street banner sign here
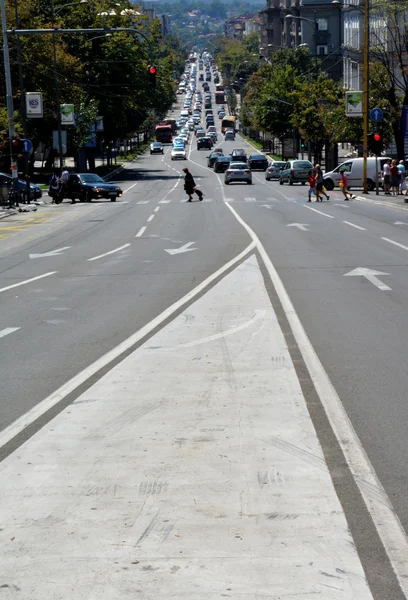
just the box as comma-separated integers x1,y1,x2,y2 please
370,108,383,121
60,104,75,124
26,92,43,118
346,91,363,117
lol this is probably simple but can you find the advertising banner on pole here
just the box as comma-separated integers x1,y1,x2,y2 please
60,104,75,124
26,92,43,118
345,91,363,117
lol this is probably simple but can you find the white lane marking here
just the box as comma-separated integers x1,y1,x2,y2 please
334,203,350,208
223,200,408,594
135,226,147,238
0,327,20,339
0,241,256,450
261,205,273,209
176,309,265,348
159,199,171,204
123,183,138,194
343,221,366,231
154,207,160,213
87,243,131,262
244,197,256,202
224,198,234,202
344,267,391,291
137,200,149,205
304,205,335,218
0,272,57,294
287,223,309,231
165,242,197,255
147,215,155,222
394,221,408,225
382,237,408,252
29,246,71,259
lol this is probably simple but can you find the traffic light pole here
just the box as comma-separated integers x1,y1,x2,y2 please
1,0,16,154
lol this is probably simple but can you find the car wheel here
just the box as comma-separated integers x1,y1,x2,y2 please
247,180,252,184
301,182,305,186
266,176,270,181
80,192,86,203
289,178,294,186
111,196,116,202
87,191,92,203
279,178,284,185
323,179,334,191
367,179,375,192
225,181,229,185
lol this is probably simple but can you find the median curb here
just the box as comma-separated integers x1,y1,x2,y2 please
353,194,408,212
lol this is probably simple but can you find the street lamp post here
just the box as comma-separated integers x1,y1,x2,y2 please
285,13,318,79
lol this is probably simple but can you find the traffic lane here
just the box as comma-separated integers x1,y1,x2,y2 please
228,194,408,534
0,171,250,431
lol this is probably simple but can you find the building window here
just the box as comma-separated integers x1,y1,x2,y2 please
317,44,328,55
317,18,328,31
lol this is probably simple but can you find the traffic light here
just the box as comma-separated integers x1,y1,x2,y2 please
266,96,273,109
300,140,305,149
368,131,383,156
148,65,157,87
11,137,24,155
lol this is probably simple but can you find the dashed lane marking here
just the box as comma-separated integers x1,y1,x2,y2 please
0,327,20,339
304,205,335,218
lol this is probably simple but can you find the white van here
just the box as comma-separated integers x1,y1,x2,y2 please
323,157,391,191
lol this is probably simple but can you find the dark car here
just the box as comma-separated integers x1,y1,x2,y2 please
214,156,232,173
65,173,123,202
230,149,247,163
197,137,213,150
0,172,42,201
248,154,268,171
150,141,164,155
207,151,223,167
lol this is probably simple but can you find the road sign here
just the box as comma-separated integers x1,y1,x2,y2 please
370,108,383,122
23,139,33,153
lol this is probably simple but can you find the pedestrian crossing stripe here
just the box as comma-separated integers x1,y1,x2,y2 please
159,200,171,204
244,197,257,202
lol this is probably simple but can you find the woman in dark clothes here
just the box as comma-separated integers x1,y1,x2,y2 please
183,168,203,202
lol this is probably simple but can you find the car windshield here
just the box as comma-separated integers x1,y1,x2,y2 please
250,155,265,160
152,143,161,147
80,174,104,183
294,161,313,168
230,163,247,169
272,162,285,167
217,157,231,162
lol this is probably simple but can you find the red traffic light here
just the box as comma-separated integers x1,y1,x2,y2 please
12,139,20,147
373,133,381,141
149,66,157,75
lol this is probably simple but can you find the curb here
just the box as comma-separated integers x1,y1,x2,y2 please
353,195,408,212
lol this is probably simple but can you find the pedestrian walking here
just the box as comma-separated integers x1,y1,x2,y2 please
314,164,329,201
383,160,391,195
390,159,399,196
58,168,70,204
183,167,203,202
49,171,59,203
397,160,406,194
340,169,355,200
307,170,316,202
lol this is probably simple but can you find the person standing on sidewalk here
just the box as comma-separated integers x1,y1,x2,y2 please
314,164,330,202
58,168,70,204
397,160,406,195
390,159,400,196
383,160,391,195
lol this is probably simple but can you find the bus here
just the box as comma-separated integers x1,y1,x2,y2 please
221,115,236,133
155,123,172,144
215,90,225,104
162,118,177,134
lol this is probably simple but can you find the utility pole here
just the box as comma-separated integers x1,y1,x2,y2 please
1,0,16,151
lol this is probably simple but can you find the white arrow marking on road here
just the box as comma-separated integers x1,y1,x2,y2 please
165,242,197,255
0,327,20,339
29,247,70,259
287,223,309,231
344,267,391,291
261,205,273,209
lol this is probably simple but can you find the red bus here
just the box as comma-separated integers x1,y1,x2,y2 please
155,124,172,144
215,90,225,104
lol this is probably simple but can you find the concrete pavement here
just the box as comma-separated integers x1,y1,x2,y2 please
0,83,408,598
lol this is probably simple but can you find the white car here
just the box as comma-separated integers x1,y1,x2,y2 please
224,162,252,185
265,161,286,180
171,147,187,160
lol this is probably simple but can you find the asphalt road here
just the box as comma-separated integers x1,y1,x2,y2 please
1,85,408,598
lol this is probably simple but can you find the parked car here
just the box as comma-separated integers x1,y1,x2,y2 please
225,162,252,185
265,161,286,180
323,156,391,191
150,141,164,155
64,173,123,202
0,172,42,200
248,154,268,171
197,136,213,150
231,149,247,163
213,156,232,173
207,151,223,168
171,147,187,160
279,159,314,185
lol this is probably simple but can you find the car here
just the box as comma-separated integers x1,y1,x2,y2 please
279,159,314,185
0,172,42,200
248,154,268,171
224,162,252,185
231,149,247,163
207,151,223,168
213,156,232,173
208,132,218,144
207,126,216,133
171,147,187,160
150,141,164,155
179,134,189,145
265,161,286,180
323,156,391,191
224,130,235,141
64,173,122,202
173,137,185,147
197,137,213,150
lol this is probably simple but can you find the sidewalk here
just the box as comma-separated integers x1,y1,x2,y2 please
352,190,408,211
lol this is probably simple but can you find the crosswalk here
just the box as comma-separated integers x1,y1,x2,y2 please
142,197,286,205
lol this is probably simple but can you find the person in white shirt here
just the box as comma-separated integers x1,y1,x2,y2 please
383,160,391,195
58,169,70,203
